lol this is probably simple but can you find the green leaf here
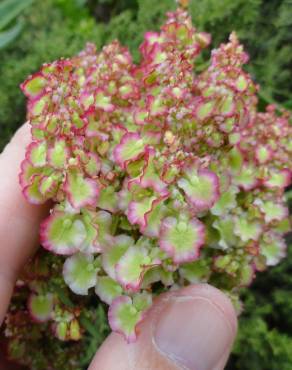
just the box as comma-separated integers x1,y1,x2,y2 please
102,234,134,280
0,21,22,49
0,0,33,30
179,259,211,283
115,246,151,291
28,293,54,322
63,253,99,295
159,216,206,263
109,296,143,342
234,216,262,242
211,186,238,216
213,216,238,249
95,276,123,305
132,291,152,311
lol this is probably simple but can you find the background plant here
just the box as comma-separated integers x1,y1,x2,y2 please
0,0,34,50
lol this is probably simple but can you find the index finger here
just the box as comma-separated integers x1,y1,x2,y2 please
0,123,49,324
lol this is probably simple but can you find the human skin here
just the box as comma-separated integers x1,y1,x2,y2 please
0,124,237,370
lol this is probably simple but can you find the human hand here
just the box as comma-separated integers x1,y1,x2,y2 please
0,124,237,370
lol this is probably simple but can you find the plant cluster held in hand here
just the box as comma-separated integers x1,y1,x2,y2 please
18,6,292,342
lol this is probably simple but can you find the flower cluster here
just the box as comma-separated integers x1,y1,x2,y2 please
19,7,291,342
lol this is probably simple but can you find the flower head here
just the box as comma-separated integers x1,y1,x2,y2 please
19,6,292,342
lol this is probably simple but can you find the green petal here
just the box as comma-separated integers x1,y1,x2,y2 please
109,296,143,342
28,293,54,322
95,276,123,304
115,246,151,291
102,235,134,279
63,253,99,295
179,259,211,283
159,216,205,263
211,186,238,216
234,216,262,242
41,212,87,254
65,169,99,208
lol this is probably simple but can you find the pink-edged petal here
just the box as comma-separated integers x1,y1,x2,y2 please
132,291,153,312
108,296,143,343
80,92,94,110
234,164,259,190
264,169,291,189
211,185,238,216
38,175,58,197
144,31,161,45
127,196,156,228
95,276,123,305
115,246,151,292
95,89,114,112
47,138,69,169
77,210,101,254
40,211,86,255
195,99,216,120
83,152,101,177
178,168,220,211
228,146,244,173
179,259,211,284
147,95,167,116
213,216,238,249
159,216,206,264
234,74,248,92
254,199,288,223
21,72,47,98
219,94,235,116
117,181,132,211
134,108,149,125
19,159,41,187
93,210,113,245
260,232,286,266
141,200,167,238
28,92,50,117
26,141,47,167
119,81,139,100
64,169,99,209
113,132,146,169
102,234,134,280
28,293,54,323
96,185,119,213
63,253,99,295
23,175,47,205
130,147,168,195
255,145,273,164
234,216,262,242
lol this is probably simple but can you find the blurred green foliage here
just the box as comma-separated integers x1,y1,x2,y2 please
0,0,34,49
0,0,291,368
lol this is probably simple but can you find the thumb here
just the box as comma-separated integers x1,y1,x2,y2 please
89,284,238,370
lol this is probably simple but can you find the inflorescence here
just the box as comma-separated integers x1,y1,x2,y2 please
17,7,292,342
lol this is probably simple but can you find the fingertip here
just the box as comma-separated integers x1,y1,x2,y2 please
0,122,48,216
1,111,40,343
0,123,49,324
174,283,238,335
90,284,238,370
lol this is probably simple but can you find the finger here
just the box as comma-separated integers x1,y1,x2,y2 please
89,284,238,370
0,124,49,324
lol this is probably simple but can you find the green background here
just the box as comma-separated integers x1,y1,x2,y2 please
0,0,291,368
